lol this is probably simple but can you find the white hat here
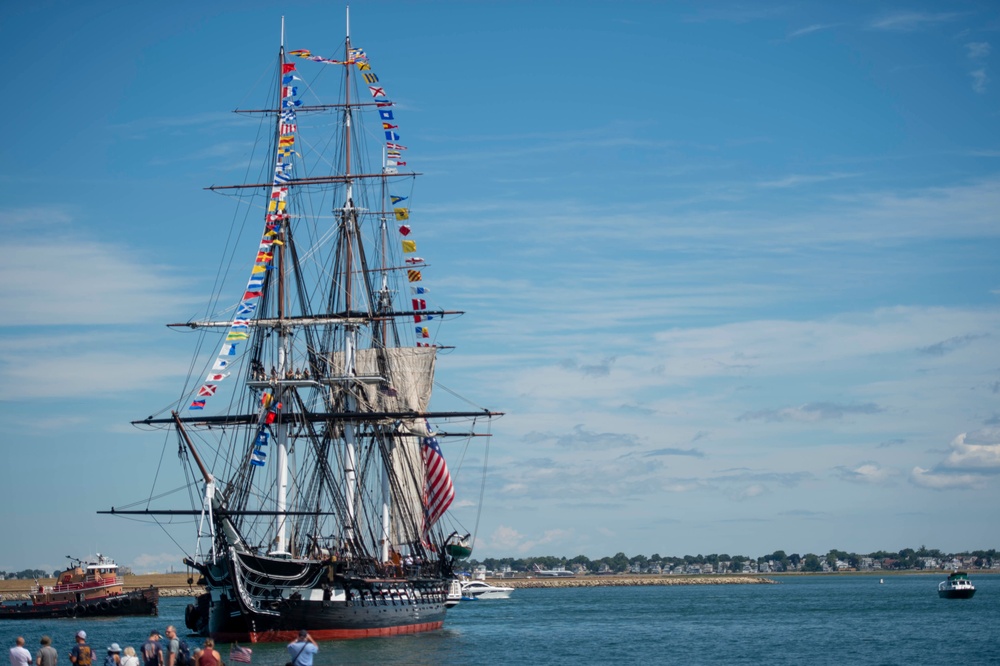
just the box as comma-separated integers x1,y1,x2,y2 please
76,631,87,640
108,644,121,653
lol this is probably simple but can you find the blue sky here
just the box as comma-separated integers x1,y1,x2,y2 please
1,0,998,573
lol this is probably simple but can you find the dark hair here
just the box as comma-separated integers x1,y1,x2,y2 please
40,637,51,646
298,629,308,638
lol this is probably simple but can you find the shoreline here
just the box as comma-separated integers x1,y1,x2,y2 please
1,569,982,600
492,575,776,588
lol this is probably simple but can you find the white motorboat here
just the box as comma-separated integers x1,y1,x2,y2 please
460,580,515,600
938,571,976,599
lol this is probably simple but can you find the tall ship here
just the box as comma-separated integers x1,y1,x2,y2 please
106,13,499,642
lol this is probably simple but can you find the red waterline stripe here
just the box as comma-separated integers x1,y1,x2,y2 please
213,620,444,643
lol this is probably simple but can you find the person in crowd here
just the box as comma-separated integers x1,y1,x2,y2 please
103,645,121,666
191,639,219,666
162,628,178,666
139,632,161,666
10,637,31,666
118,648,138,666
36,637,57,666
69,632,93,666
286,631,318,666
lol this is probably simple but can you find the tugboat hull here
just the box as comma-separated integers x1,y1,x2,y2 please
0,587,158,620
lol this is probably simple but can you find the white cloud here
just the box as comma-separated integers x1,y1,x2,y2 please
835,462,893,484
787,24,840,39
970,68,988,94
0,332,187,400
866,12,962,31
965,42,991,59
909,429,1000,490
910,466,985,490
480,525,574,555
0,209,199,326
757,172,859,188
941,430,1000,472
132,552,184,574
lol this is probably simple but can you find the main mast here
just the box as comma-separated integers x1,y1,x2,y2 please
341,8,360,553
271,16,292,557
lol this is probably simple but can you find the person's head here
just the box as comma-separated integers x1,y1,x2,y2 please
148,629,160,640
165,626,176,638
108,644,121,654
203,638,214,649
15,637,24,647
123,647,136,658
76,630,87,643
40,637,51,647
298,629,308,640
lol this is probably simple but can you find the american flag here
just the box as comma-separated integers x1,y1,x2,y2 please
229,645,252,664
422,436,454,529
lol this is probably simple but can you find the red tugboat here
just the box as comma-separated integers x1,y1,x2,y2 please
0,554,158,619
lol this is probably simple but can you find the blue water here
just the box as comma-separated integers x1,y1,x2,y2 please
2,575,998,665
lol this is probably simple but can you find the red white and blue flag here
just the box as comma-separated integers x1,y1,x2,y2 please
422,436,454,530
229,645,252,664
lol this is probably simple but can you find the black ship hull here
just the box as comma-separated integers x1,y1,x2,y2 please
185,552,449,642
0,587,158,620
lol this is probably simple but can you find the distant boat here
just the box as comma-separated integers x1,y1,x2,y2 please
460,580,514,600
532,564,576,578
444,579,463,609
879,579,884,584
0,554,157,620
938,571,976,599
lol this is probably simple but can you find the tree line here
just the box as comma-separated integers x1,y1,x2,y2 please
467,546,999,574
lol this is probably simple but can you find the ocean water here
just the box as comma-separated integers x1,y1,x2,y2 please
2,574,998,665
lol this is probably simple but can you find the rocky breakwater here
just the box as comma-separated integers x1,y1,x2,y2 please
499,575,776,589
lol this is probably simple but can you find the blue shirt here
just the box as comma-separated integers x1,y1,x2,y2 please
286,641,318,666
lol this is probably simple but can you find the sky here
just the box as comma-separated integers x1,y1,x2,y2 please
1,0,999,574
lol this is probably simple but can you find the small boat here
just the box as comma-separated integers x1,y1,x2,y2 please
938,571,976,599
444,579,463,608
0,554,158,619
460,580,514,600
446,533,474,560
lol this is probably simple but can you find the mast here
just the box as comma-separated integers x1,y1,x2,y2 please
341,10,359,552
271,19,291,557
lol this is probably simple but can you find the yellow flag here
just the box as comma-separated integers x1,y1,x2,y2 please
402,240,417,253
407,270,422,282
394,207,409,221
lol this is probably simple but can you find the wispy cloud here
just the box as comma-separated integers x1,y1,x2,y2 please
964,41,990,93
643,447,705,458
757,172,860,189
917,333,989,356
966,42,991,59
737,402,884,422
835,462,894,484
970,68,988,93
866,12,962,32
787,23,841,39
1,211,199,327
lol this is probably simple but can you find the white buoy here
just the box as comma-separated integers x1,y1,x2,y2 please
880,578,884,584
